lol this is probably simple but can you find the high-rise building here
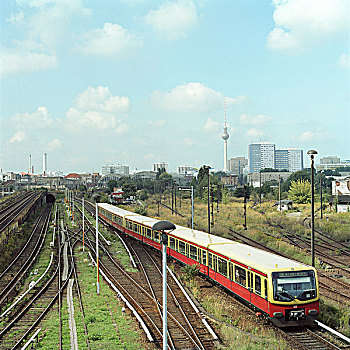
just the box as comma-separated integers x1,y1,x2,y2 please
248,142,275,173
102,164,129,176
177,165,197,176
275,148,303,172
153,162,168,172
320,156,340,165
227,157,248,175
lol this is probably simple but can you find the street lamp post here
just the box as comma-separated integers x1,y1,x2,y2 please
320,171,323,220
179,186,194,229
95,200,100,295
152,220,176,350
243,184,247,230
203,166,211,234
307,149,318,267
82,196,85,252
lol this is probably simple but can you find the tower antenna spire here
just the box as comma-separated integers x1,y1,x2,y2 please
222,100,229,172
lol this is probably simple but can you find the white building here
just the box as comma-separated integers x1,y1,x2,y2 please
249,142,275,173
177,165,197,176
275,148,303,172
153,162,168,172
102,164,129,176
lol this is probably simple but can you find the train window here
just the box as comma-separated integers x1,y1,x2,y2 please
235,266,246,287
154,230,160,242
133,223,137,232
202,250,207,265
179,241,186,255
264,279,267,299
169,237,176,250
229,263,234,281
255,275,261,295
146,228,151,239
190,245,197,261
209,253,217,270
218,258,228,277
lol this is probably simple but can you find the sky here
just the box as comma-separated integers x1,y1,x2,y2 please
0,0,349,174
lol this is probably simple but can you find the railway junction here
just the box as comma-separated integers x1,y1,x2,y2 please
0,190,349,349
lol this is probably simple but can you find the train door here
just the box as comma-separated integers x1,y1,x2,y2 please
247,271,253,302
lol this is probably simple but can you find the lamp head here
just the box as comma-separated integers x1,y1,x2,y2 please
307,150,318,156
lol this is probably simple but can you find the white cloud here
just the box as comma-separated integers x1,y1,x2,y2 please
226,95,249,105
0,49,57,78
203,118,220,133
47,138,62,151
338,53,350,70
145,0,199,40
11,106,53,128
297,130,330,142
65,86,130,132
9,131,26,143
75,86,129,113
147,119,166,127
239,113,273,126
152,82,244,113
143,153,156,160
182,137,196,147
2,0,91,77
78,23,142,57
299,131,314,141
267,0,349,52
246,128,265,139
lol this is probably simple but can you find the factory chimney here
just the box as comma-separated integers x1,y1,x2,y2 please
29,155,31,174
43,153,47,176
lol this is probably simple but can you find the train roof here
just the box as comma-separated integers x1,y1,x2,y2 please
98,203,309,274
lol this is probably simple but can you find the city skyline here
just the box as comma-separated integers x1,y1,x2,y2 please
1,0,349,174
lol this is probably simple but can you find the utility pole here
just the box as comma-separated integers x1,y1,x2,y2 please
259,170,262,206
320,171,323,220
279,175,281,213
244,185,247,230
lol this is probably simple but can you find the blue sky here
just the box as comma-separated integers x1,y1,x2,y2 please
1,0,349,174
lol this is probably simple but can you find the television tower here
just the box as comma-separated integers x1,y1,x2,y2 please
222,101,229,171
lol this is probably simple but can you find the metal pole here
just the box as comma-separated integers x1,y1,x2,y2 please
244,185,247,230
310,155,315,267
72,193,75,225
96,203,100,294
207,169,211,234
259,171,262,206
320,171,323,220
171,185,174,214
217,184,219,212
162,232,167,350
279,175,281,213
191,186,194,230
82,196,85,251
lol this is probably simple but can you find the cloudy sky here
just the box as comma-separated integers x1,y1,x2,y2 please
1,0,349,174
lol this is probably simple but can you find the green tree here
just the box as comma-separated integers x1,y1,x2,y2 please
107,180,118,194
288,179,311,204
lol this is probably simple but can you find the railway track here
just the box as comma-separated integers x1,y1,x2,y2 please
0,191,40,234
125,236,216,349
0,205,52,310
74,198,217,349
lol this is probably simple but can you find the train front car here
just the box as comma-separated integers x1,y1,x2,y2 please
267,266,319,327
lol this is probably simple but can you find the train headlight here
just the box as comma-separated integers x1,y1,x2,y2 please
308,309,318,315
273,312,283,318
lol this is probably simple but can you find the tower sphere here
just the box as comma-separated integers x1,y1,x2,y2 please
222,126,229,140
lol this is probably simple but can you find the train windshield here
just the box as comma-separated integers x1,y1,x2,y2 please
272,271,316,302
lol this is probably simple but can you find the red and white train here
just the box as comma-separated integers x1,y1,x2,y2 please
98,203,319,327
